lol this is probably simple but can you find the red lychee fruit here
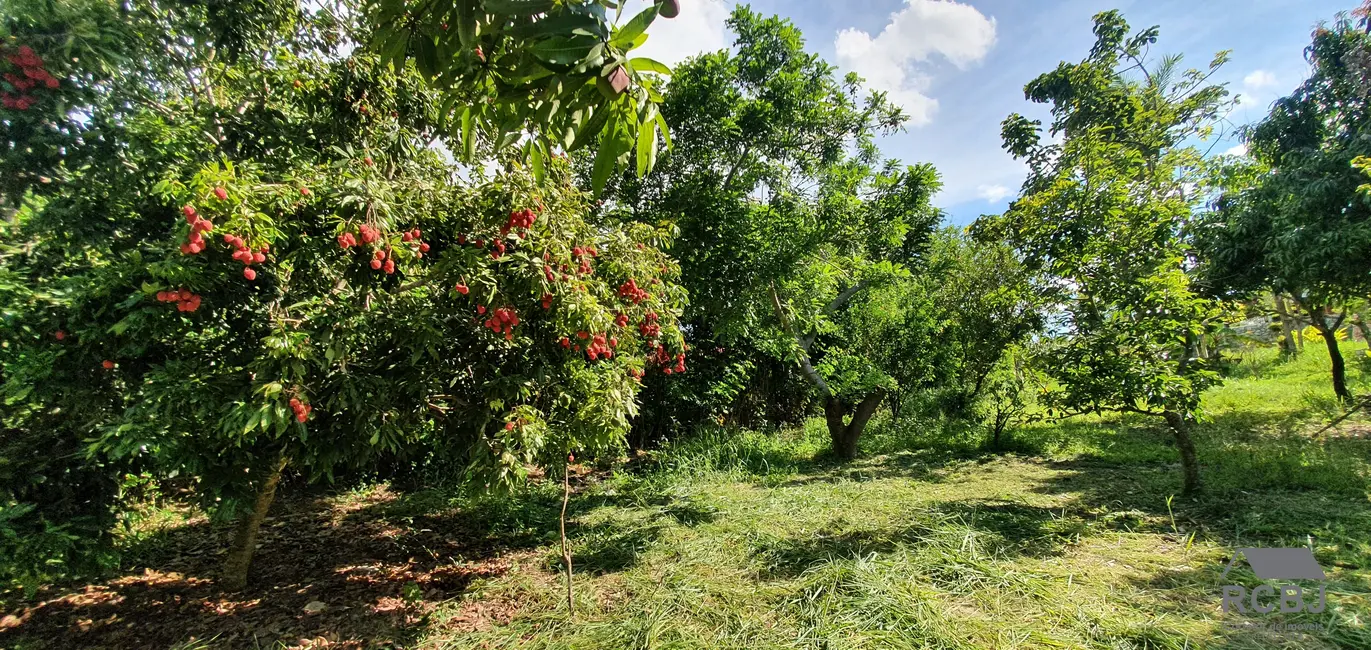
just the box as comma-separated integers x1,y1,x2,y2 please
102,360,114,369
243,268,257,280
213,187,228,200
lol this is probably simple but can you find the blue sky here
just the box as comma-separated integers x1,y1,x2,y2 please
632,0,1356,225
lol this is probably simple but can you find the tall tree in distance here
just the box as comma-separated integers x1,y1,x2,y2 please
603,7,942,458
1199,7,1371,402
984,11,1232,494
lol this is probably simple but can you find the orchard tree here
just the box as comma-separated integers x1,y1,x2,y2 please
1200,10,1371,402
368,0,680,195
986,11,1233,494
0,0,684,592
604,7,943,458
918,228,1041,419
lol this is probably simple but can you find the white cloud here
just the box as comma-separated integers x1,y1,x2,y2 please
1243,70,1277,91
1224,143,1248,157
834,0,997,126
631,0,732,67
976,184,1010,202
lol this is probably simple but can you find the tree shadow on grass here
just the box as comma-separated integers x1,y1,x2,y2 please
0,470,707,650
0,484,531,650
753,498,1090,579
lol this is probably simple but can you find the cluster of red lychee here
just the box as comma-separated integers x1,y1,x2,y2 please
501,208,537,238
649,343,687,374
454,281,470,295
614,312,630,328
400,228,430,258
1,45,58,111
583,333,617,361
639,312,661,338
180,205,214,255
540,293,554,309
483,306,519,340
288,397,312,423
338,223,381,249
571,246,597,275
370,249,396,274
617,279,651,305
157,288,202,312
489,239,507,260
226,234,268,280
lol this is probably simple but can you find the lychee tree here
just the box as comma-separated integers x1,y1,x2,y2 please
0,0,683,591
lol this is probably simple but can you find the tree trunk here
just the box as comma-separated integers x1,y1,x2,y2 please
560,456,573,619
1274,294,1298,358
1309,307,1352,403
824,391,884,460
221,453,288,591
1161,411,1201,496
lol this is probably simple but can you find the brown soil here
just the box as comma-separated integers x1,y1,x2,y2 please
0,486,541,649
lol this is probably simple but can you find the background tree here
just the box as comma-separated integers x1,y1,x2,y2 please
0,0,684,592
1197,10,1371,402
602,7,942,458
984,10,1232,494
916,228,1041,420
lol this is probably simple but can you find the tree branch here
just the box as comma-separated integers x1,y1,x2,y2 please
721,141,753,193
769,281,831,397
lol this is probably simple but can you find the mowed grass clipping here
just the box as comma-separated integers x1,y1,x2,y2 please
18,344,1363,649
406,343,1370,649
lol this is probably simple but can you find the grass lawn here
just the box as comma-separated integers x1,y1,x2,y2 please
2,343,1369,649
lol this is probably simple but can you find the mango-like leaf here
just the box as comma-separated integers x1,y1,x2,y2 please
482,0,557,15
569,106,610,151
455,0,477,48
627,56,671,76
531,140,546,184
528,35,598,66
610,4,657,49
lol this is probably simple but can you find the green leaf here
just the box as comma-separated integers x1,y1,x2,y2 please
610,4,657,49
591,112,624,195
569,106,610,151
654,111,672,150
415,36,438,80
636,113,657,178
527,35,598,66
627,57,671,76
531,140,546,184
455,0,478,48
507,13,601,39
460,106,475,161
482,0,556,15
